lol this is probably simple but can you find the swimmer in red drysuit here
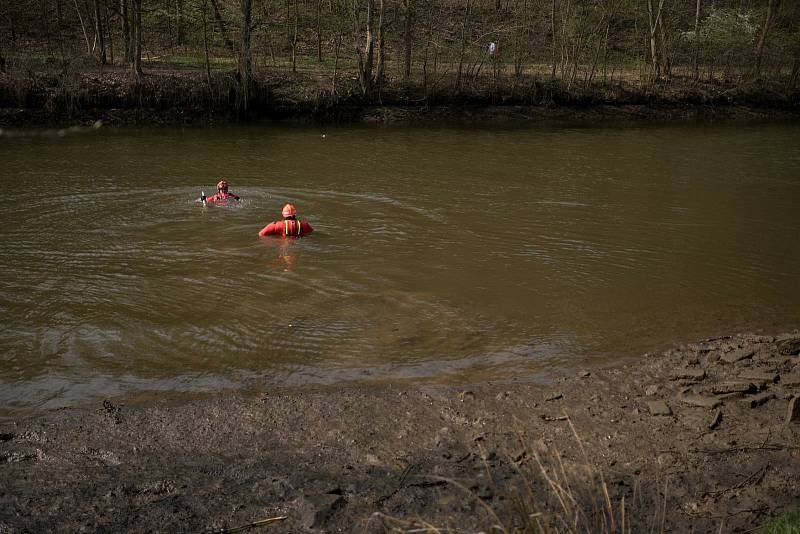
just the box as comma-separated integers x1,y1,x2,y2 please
258,203,314,237
204,180,240,204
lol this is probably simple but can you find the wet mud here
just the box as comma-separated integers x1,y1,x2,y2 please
1,332,799,532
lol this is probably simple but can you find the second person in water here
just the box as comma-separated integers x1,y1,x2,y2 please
204,180,241,204
259,203,314,237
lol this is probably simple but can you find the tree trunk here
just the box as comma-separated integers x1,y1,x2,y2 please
753,0,780,79
559,0,569,79
422,12,430,99
286,0,291,43
175,0,184,46
657,3,670,79
105,0,114,64
40,0,55,62
202,0,212,87
601,6,612,83
402,0,413,79
239,0,253,112
131,0,143,77
455,0,470,92
121,0,130,62
209,0,235,53
266,21,276,66
587,13,609,88
646,0,665,79
550,0,556,77
52,0,65,67
647,0,658,78
94,0,107,64
290,0,298,73
693,0,700,80
74,0,93,55
316,0,322,62
332,33,341,94
789,54,799,91
357,0,375,96
375,0,385,92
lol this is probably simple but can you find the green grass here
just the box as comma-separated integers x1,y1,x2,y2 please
763,512,800,534
158,55,236,68
149,53,360,74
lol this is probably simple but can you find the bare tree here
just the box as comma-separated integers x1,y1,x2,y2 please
201,0,212,86
455,0,470,92
375,0,385,92
239,0,253,111
105,0,114,64
120,0,131,62
74,0,93,55
316,0,323,62
93,0,107,63
356,0,376,96
754,0,781,79
131,0,142,77
55,0,67,67
175,0,184,46
692,0,700,80
291,0,299,73
402,0,413,79
646,0,665,79
210,0,236,53
551,0,557,77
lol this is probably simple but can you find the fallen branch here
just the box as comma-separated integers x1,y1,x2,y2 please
540,414,569,422
690,444,797,454
207,516,288,533
707,467,767,497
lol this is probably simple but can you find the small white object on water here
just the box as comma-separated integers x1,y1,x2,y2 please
321,134,327,138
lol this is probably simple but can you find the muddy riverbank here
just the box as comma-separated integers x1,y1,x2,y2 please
1,332,799,532
1,69,798,128
1,102,797,130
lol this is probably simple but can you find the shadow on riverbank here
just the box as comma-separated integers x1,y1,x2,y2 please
1,67,798,128
1,332,799,532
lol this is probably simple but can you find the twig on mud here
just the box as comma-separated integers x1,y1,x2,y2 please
539,415,569,422
707,467,767,497
739,519,775,534
690,443,798,454
730,507,770,517
427,475,507,533
373,462,416,506
206,516,287,533
365,511,464,533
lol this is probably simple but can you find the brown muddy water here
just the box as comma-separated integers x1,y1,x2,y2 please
1,122,799,417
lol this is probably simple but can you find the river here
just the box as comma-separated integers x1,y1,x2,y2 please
1,121,799,416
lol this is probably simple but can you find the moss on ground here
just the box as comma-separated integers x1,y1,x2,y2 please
763,512,800,534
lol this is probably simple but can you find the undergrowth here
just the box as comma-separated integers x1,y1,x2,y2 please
762,512,800,534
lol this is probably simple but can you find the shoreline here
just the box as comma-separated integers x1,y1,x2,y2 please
1,102,798,130
1,331,798,532
1,70,797,129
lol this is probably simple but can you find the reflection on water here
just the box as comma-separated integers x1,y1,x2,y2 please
1,122,799,416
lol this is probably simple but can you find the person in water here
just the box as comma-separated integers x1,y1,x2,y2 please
203,180,240,204
258,203,314,237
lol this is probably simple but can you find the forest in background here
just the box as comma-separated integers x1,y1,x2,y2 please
1,0,798,120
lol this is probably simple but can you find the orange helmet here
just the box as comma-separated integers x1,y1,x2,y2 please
282,203,297,218
217,180,229,191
